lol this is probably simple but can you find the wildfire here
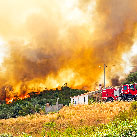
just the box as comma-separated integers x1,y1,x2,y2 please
6,94,30,104
6,98,14,104
0,0,136,100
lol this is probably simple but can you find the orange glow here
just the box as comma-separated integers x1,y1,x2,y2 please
6,94,30,104
0,0,136,101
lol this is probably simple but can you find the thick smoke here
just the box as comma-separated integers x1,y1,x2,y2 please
0,0,137,100
131,55,137,72
111,76,121,87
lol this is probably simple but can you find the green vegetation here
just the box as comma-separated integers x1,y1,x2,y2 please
0,133,13,137
41,101,137,137
0,133,32,137
0,101,136,136
42,119,137,137
122,71,137,84
0,87,88,119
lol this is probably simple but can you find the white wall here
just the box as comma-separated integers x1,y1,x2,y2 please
71,94,88,105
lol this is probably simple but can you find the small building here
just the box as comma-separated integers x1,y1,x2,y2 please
70,91,101,105
45,98,63,113
70,93,89,105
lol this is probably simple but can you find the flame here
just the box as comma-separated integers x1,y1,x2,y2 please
0,0,136,101
6,94,30,104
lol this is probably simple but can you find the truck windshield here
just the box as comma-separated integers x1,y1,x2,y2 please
129,85,135,90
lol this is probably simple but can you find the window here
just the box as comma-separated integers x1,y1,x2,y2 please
135,85,137,90
73,99,74,104
84,97,85,102
129,85,135,90
123,86,127,90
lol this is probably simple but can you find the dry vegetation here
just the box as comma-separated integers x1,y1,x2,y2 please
0,101,131,136
58,101,131,127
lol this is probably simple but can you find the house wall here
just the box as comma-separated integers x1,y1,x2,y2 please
71,97,73,104
45,104,63,113
71,94,88,105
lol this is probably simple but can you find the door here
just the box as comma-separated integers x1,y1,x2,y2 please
123,85,128,94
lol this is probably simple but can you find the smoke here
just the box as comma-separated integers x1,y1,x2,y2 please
111,76,121,87
131,55,137,72
0,0,137,99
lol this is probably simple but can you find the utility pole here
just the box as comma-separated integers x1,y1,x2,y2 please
104,64,106,88
99,64,107,88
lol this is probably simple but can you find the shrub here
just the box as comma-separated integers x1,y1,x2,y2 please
0,133,13,137
0,88,88,119
41,101,137,137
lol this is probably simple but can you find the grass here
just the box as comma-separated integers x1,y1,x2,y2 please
44,118,137,137
0,101,132,136
42,101,137,137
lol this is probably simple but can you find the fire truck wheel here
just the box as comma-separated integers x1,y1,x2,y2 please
127,96,132,102
134,96,137,101
106,97,113,102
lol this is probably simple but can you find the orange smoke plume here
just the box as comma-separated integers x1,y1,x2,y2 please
0,0,136,100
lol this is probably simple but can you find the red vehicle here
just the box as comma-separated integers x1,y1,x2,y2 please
102,88,119,102
101,83,137,102
122,84,137,101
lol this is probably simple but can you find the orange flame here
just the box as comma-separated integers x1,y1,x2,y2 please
6,94,30,104
0,0,136,100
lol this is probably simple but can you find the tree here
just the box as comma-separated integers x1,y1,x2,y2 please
122,72,137,84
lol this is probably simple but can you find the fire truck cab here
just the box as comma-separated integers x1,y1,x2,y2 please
122,84,137,101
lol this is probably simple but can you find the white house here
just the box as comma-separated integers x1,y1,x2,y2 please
70,90,101,105
70,93,89,105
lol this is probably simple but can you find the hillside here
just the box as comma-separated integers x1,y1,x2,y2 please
0,88,88,119
0,101,134,137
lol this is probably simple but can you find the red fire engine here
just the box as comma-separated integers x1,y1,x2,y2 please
102,83,137,101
